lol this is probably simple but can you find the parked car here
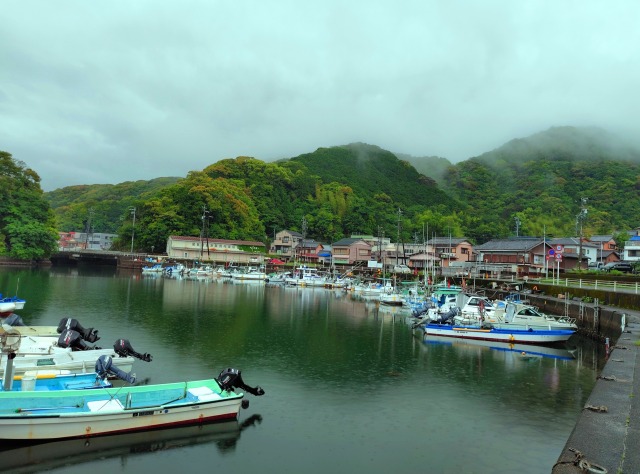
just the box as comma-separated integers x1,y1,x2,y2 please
392,264,412,274
588,262,605,270
602,262,634,273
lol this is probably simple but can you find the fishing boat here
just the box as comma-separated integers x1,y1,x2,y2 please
141,263,163,273
483,301,578,330
420,322,575,344
232,266,267,281
0,320,152,378
0,294,26,313
0,367,264,440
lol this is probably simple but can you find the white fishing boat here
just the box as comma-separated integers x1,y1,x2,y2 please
0,319,152,378
0,367,264,440
232,266,267,281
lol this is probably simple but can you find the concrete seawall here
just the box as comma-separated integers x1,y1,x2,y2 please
552,308,640,473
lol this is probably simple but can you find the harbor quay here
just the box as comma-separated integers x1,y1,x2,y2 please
552,304,640,473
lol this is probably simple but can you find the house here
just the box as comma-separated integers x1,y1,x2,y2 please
474,238,551,276
295,239,326,263
331,238,372,266
166,236,266,264
548,237,599,269
427,237,474,266
587,235,619,264
270,230,303,260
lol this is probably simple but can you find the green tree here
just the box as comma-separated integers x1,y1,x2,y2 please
0,151,59,260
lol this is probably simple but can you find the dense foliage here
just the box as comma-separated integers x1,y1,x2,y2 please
44,177,181,234
4,125,640,258
0,151,58,260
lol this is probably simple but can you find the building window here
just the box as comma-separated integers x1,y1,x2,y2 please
283,237,290,243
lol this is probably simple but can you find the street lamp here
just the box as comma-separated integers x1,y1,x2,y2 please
129,207,136,254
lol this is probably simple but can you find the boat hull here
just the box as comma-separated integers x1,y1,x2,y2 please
423,324,575,344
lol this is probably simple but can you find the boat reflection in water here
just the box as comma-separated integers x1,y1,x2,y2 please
422,334,577,361
0,415,262,473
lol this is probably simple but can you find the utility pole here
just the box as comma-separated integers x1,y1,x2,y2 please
514,217,521,237
396,208,403,266
200,205,210,259
299,217,307,264
85,207,94,249
129,207,136,254
577,198,588,269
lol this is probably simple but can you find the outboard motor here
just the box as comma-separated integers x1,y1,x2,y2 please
95,355,136,384
113,339,153,362
411,307,429,319
57,318,100,343
216,368,265,396
434,307,458,325
2,313,25,326
57,329,94,351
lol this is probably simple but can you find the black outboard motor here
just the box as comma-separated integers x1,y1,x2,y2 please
95,355,136,384
2,313,25,326
113,339,153,362
216,368,265,396
57,329,94,351
57,318,100,343
433,307,458,325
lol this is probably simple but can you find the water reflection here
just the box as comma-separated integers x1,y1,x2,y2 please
0,415,263,473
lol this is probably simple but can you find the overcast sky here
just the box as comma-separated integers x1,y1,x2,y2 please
2,1,639,191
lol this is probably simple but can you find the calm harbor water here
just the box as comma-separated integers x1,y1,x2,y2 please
0,266,607,474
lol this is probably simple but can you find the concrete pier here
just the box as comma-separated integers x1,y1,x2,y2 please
552,307,640,473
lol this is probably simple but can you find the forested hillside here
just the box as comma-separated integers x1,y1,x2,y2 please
44,178,181,234
30,125,640,256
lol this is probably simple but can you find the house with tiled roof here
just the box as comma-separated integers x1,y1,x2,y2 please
295,238,328,263
474,237,552,276
331,238,372,266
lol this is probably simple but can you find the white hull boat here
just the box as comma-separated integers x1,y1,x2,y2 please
0,368,264,440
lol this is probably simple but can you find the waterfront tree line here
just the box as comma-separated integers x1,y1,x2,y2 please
2,126,640,261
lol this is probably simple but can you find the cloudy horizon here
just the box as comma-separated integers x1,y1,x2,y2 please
2,1,639,191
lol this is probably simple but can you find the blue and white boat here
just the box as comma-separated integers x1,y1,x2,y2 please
420,322,575,344
141,263,163,273
0,294,26,313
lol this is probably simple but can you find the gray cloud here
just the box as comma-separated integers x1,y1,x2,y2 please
2,1,639,191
